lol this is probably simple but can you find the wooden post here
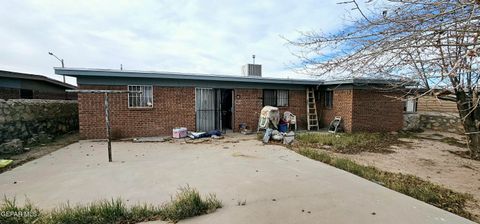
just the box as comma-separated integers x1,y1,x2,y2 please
104,93,112,162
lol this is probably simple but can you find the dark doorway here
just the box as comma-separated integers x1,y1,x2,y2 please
195,88,233,132
220,89,233,130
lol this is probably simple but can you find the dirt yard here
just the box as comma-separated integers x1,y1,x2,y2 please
322,131,480,221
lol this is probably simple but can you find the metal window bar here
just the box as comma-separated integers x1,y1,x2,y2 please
263,90,289,107
195,88,222,132
277,90,289,106
263,90,276,106
128,85,153,108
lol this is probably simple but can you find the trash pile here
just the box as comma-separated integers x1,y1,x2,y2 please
187,130,223,139
258,106,296,144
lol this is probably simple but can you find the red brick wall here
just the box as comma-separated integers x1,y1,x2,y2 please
233,88,306,131
319,89,354,132
281,90,307,130
233,89,263,131
77,84,402,139
318,88,403,132
78,85,195,139
351,89,404,132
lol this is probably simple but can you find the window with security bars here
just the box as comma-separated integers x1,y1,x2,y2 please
128,85,153,108
263,90,289,107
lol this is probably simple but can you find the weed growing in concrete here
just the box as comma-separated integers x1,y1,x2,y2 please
160,186,222,223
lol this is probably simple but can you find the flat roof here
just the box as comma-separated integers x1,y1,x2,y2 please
0,70,77,89
55,67,322,86
54,67,403,87
323,78,404,85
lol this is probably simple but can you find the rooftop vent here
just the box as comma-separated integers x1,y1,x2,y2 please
242,55,261,77
242,64,262,77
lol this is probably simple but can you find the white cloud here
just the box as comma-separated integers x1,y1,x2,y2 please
0,0,354,84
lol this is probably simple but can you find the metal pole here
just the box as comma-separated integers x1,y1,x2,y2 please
61,59,65,82
104,93,112,162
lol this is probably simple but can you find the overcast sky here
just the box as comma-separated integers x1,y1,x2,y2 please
0,0,359,85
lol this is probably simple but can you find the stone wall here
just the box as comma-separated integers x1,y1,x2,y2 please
403,112,463,133
0,99,78,154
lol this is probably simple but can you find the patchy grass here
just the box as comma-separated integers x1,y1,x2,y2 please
295,132,402,153
0,197,41,224
43,199,160,224
397,130,423,139
297,148,474,220
160,186,222,223
0,186,221,224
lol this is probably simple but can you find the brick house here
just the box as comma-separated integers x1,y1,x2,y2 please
55,67,404,139
0,70,77,100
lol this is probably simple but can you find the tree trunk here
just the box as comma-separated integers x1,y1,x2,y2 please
456,90,480,160
466,133,480,160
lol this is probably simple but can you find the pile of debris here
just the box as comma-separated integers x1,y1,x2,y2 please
258,106,296,144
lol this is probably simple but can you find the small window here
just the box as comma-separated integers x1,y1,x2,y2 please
325,90,333,109
128,85,153,108
404,97,417,113
263,90,289,107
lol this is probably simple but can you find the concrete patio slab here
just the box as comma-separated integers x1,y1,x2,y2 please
0,137,474,224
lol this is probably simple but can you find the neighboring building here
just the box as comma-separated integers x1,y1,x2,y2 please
403,90,458,114
402,91,463,134
55,67,405,139
0,70,77,100
417,95,458,113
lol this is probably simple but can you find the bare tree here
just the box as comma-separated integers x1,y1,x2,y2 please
289,0,480,159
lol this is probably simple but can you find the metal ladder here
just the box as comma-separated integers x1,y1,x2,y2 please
306,88,319,130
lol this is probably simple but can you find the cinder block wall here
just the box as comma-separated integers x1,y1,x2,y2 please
78,85,195,139
233,88,307,131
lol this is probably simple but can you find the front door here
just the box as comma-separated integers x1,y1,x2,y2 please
195,88,217,131
195,88,234,132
